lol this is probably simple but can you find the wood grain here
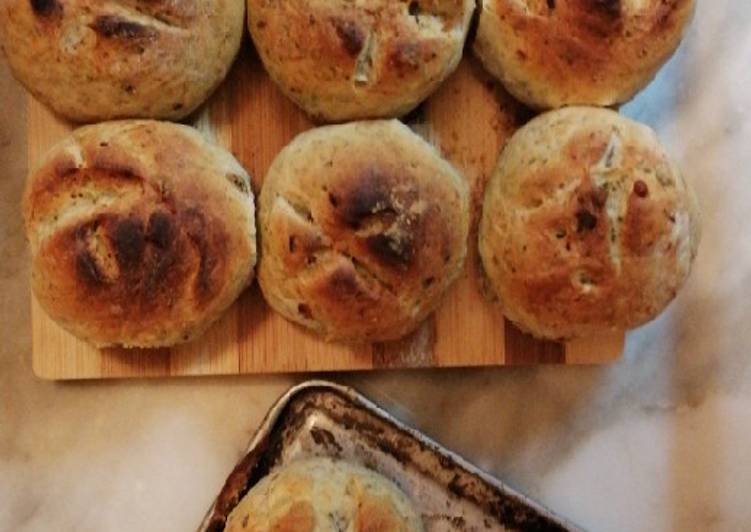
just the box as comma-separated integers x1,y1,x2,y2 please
29,47,624,380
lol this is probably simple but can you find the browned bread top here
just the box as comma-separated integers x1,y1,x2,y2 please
225,458,424,532
247,0,474,122
0,0,244,122
474,0,696,109
258,120,469,343
479,107,701,340
24,120,256,348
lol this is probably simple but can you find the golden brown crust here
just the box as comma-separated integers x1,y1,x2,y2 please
479,107,701,340
258,120,469,343
224,458,424,532
24,120,256,348
247,0,475,122
473,0,696,109
0,0,244,122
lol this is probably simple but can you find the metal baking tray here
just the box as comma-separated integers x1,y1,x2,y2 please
198,381,581,532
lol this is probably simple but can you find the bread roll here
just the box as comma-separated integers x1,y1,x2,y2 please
24,120,256,348
0,0,244,122
258,120,469,343
479,107,701,340
473,0,696,109
247,0,474,122
225,458,424,532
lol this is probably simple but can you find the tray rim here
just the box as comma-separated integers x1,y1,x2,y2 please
198,379,583,532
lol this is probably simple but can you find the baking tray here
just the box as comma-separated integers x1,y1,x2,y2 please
198,381,581,532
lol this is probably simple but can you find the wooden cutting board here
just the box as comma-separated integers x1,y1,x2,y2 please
28,45,624,380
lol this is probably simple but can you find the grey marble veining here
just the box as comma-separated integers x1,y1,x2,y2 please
1,2,751,531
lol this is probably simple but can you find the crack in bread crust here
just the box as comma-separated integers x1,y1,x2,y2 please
106,0,196,29
272,193,402,308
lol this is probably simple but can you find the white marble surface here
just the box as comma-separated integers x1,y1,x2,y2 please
2,2,751,531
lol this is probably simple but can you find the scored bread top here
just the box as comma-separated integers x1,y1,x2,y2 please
479,107,701,340
258,120,469,343
24,120,256,348
247,0,475,122
473,0,696,109
0,0,244,122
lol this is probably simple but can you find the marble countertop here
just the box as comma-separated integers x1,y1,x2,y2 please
2,2,750,531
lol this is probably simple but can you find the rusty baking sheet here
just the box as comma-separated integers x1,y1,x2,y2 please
198,381,581,532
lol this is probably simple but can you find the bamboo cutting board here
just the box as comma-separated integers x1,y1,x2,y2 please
29,46,624,380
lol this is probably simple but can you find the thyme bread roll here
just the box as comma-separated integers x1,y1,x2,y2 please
258,120,469,343
225,458,424,532
246,0,474,122
474,0,696,109
24,120,256,348
479,107,701,340
0,0,244,122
